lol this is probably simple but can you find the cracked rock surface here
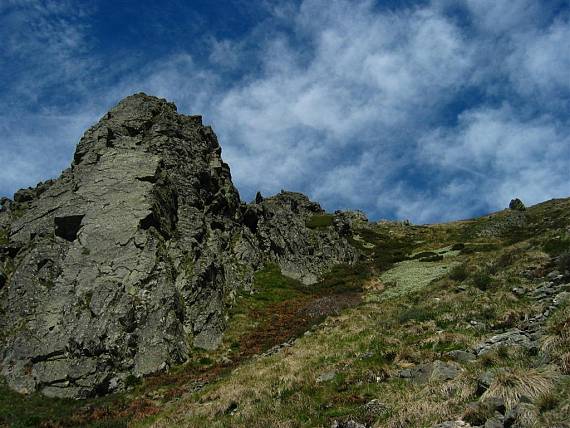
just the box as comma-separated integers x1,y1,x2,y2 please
0,93,357,398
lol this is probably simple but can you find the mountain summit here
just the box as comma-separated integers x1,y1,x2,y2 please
0,94,356,398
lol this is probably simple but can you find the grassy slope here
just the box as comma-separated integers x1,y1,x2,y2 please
3,198,570,427
144,199,570,427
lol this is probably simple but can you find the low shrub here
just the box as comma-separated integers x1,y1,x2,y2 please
472,270,493,291
449,264,469,282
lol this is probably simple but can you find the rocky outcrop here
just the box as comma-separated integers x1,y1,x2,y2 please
0,93,357,398
249,192,358,285
509,198,526,211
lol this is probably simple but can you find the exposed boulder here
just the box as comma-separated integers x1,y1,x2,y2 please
509,198,526,211
0,93,357,399
473,329,536,356
398,360,462,383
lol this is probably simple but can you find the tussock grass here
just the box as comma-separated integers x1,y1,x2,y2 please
481,367,559,410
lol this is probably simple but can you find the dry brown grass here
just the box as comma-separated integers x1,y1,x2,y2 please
481,367,559,410
374,375,475,428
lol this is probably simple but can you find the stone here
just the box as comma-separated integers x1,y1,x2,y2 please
0,93,358,399
362,399,386,415
484,415,504,428
503,403,536,428
484,397,506,415
477,370,496,395
13,188,35,203
509,198,526,211
399,360,461,383
331,420,366,428
433,421,473,428
474,329,535,356
446,350,477,363
431,360,462,381
511,287,525,296
317,371,337,383
0,197,10,213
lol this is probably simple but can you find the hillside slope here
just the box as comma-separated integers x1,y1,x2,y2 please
139,199,570,428
2,198,569,427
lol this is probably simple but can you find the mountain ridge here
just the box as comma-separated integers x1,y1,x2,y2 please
0,93,357,399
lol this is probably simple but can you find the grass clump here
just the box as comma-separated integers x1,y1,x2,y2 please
535,391,560,412
449,264,469,282
472,269,493,291
557,251,570,274
541,303,570,374
481,367,558,410
306,214,334,229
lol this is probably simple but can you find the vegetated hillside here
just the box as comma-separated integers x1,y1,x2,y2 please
2,196,570,428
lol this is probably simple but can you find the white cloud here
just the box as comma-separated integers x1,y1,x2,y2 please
201,0,475,208
420,105,570,212
463,0,546,34
507,18,570,99
1,0,569,223
0,0,95,102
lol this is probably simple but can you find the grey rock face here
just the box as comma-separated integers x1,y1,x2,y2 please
446,350,477,363
251,192,358,285
0,93,357,398
473,329,535,356
509,198,526,211
398,360,462,383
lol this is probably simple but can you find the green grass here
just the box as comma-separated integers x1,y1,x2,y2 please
305,214,335,229
0,380,130,428
543,235,570,256
248,264,306,305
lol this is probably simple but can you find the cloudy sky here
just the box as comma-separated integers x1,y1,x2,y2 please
1,0,569,223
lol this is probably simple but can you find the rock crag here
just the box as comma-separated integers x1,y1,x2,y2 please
0,93,357,398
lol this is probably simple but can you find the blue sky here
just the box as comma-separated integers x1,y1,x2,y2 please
1,0,569,223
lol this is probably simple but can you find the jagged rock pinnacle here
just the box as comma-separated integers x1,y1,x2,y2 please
0,94,357,399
